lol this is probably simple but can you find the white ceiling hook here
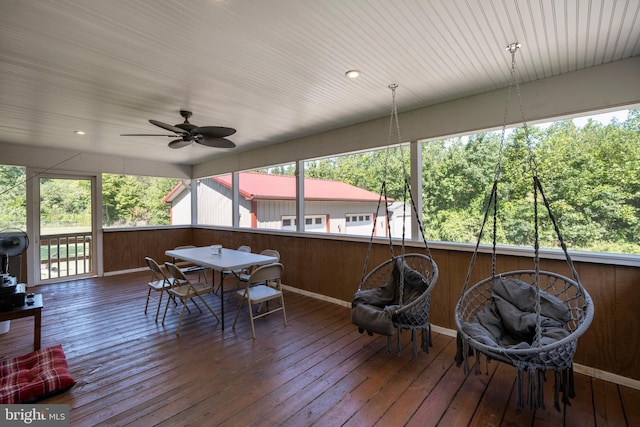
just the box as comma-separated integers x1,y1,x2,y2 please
506,42,522,53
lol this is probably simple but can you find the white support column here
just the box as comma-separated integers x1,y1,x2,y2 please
232,172,240,227
25,167,37,287
410,140,422,241
94,174,103,277
188,180,197,225
296,160,305,232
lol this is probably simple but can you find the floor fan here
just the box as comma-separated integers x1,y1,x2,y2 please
0,228,29,334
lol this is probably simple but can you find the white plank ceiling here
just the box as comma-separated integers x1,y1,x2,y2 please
1,0,639,166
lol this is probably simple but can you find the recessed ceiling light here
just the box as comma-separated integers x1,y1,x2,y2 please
345,69,361,79
74,130,86,135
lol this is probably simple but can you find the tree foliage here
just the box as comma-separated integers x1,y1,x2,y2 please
418,111,640,253
102,174,179,227
0,165,26,228
39,178,92,230
0,171,179,230
302,110,640,254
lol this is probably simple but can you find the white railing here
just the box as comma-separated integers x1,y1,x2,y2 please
40,232,92,280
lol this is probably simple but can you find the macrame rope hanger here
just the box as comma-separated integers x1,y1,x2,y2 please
455,43,594,410
463,42,583,296
352,85,440,357
360,84,432,298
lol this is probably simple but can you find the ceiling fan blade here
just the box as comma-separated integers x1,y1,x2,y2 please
192,126,236,138
120,133,179,137
149,119,187,134
168,138,192,149
197,137,236,148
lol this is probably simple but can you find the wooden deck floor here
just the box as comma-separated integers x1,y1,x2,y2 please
1,271,639,426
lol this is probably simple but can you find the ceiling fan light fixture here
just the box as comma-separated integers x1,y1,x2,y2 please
345,69,361,79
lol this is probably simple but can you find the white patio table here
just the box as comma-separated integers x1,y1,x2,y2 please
164,246,278,329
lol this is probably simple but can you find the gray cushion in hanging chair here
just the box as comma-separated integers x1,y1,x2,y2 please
351,259,400,336
456,270,594,411
493,278,571,323
351,303,396,336
352,264,399,308
462,277,571,349
351,257,429,336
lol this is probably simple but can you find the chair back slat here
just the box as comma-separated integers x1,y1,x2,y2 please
164,262,188,283
145,256,163,275
260,249,280,261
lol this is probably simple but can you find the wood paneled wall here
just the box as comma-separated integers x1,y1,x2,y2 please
103,227,194,271
103,227,640,382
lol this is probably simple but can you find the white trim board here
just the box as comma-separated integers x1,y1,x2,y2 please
284,286,640,392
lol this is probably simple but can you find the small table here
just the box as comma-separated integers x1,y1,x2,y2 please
164,247,278,329
0,294,43,350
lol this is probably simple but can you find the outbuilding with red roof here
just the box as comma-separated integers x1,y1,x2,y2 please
163,172,398,236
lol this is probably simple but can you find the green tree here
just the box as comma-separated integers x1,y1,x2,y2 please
140,176,179,225
534,111,640,251
306,147,409,201
39,178,91,229
416,110,639,254
0,165,26,228
102,174,179,226
422,134,501,243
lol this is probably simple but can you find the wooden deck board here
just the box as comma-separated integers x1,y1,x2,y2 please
376,338,457,426
467,362,516,427
343,334,448,427
619,385,640,426
0,271,636,426
592,377,627,426
564,372,595,427
438,358,498,426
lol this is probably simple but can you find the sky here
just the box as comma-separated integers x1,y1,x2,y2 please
518,108,631,133
571,109,629,127
452,108,631,145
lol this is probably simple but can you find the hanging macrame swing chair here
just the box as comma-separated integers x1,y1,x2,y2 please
351,84,439,357
454,43,595,411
